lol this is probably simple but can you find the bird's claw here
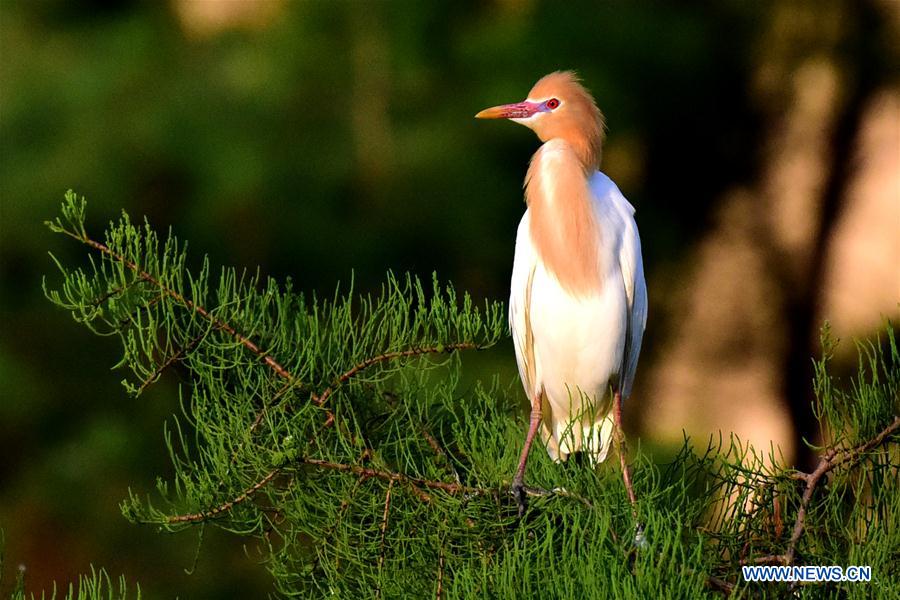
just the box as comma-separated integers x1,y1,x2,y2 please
510,478,527,517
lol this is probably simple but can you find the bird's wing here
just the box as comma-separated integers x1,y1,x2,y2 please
509,210,541,399
618,221,647,399
592,173,648,399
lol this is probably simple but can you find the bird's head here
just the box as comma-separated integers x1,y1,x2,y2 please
475,70,606,169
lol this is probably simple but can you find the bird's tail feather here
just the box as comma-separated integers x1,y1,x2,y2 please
546,413,615,466
584,416,615,466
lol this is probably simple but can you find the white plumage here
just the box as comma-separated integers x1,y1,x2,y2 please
476,70,647,508
509,165,647,465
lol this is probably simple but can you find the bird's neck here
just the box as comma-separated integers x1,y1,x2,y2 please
536,116,604,171
525,141,603,296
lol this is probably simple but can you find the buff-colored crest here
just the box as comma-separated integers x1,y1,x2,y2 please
528,71,606,169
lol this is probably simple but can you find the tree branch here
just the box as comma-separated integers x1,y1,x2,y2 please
435,537,445,600
136,329,210,394
166,468,280,524
704,574,735,595
419,425,461,484
89,276,151,307
62,228,296,382
382,390,462,484
246,343,481,441
782,415,900,564
312,343,479,406
297,457,494,497
375,479,395,599
164,453,487,526
737,415,900,570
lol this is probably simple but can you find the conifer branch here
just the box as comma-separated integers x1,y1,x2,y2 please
247,343,480,440
117,292,166,330
44,197,898,598
419,426,461,484
420,427,447,461
136,329,209,394
408,482,433,503
312,343,480,406
166,468,280,524
375,479,395,599
58,228,297,383
740,415,900,568
297,458,497,497
383,390,461,484
165,448,502,529
704,574,735,595
435,537,445,600
781,415,900,565
89,276,150,306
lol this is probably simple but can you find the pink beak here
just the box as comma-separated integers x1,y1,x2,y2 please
475,101,540,119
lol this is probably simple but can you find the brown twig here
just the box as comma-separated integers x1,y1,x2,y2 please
117,292,166,329
420,427,446,460
63,229,296,382
245,343,480,446
321,474,370,576
420,426,462,484
167,468,280,524
298,457,494,497
165,435,458,525
375,479,395,599
312,343,478,406
704,574,736,595
89,276,151,306
743,554,786,565
408,482,433,503
782,415,900,564
136,329,210,394
773,492,783,539
519,484,594,509
435,538,445,600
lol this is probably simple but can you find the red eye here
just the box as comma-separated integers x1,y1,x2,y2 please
546,98,560,109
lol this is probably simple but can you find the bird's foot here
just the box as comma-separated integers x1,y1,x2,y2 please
510,477,527,517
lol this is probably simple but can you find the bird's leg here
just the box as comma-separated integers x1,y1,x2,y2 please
613,390,638,514
511,393,542,517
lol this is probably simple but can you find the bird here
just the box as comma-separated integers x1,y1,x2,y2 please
476,71,647,513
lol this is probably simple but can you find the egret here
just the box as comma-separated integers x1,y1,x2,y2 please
476,71,647,513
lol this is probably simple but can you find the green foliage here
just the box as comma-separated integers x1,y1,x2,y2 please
41,193,899,599
2,562,136,600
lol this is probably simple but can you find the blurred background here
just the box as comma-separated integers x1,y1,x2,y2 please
1,0,897,596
